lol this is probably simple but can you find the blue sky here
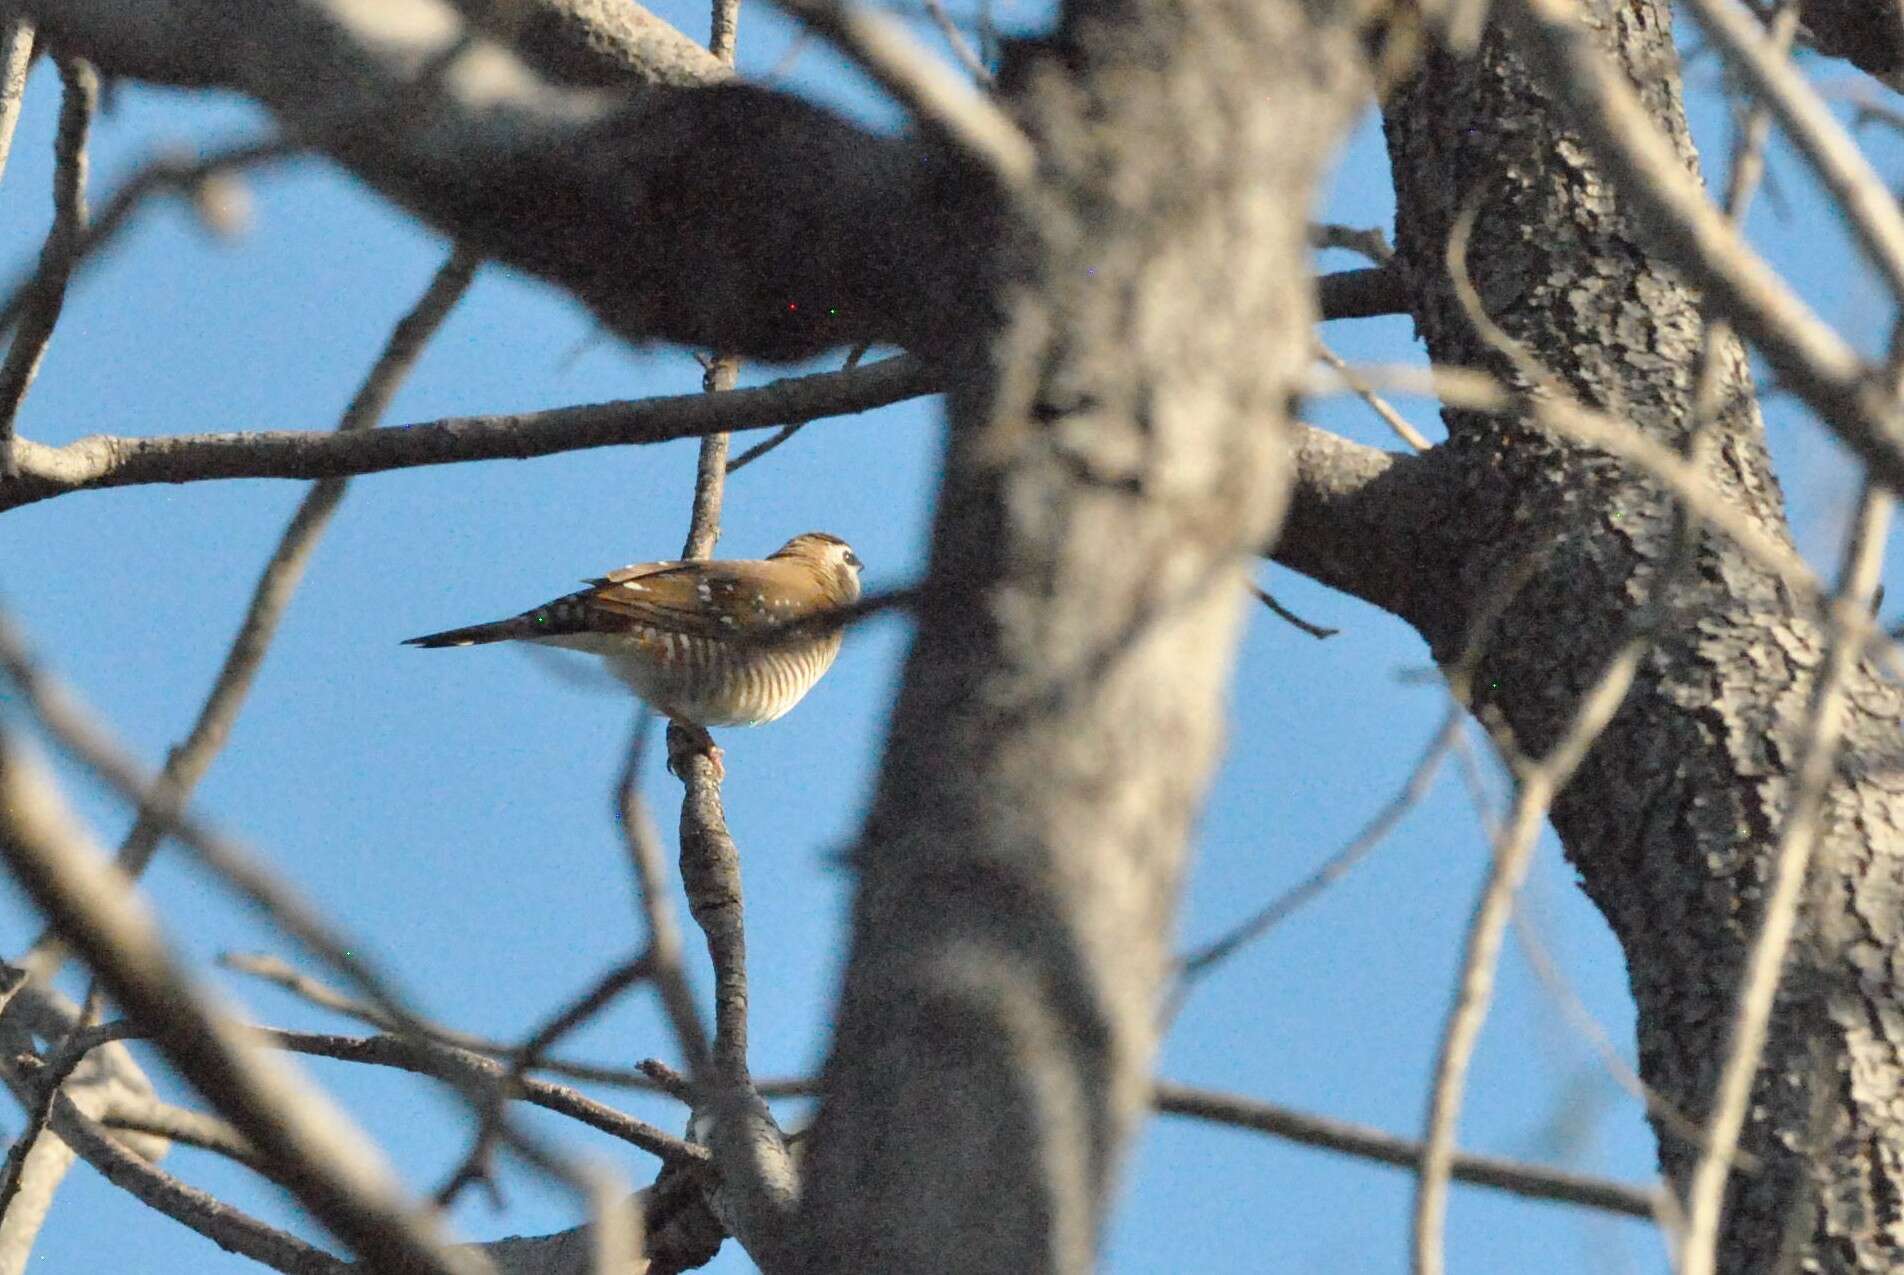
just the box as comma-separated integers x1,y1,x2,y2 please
2,3,1899,1273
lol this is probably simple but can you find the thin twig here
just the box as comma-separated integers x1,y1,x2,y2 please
618,721,714,1081
0,57,94,476
0,735,480,1275
557,1068,1667,1220
922,0,994,85
1178,708,1461,984
1308,223,1394,266
89,1091,260,1169
0,986,108,1226
433,955,654,1208
219,951,674,1091
1317,343,1431,450
1310,361,1899,668
683,357,737,561
0,612,473,1084
637,1059,696,1103
250,1029,705,1166
40,1089,348,1275
727,343,870,475
1154,1082,1661,1219
0,138,298,344
22,1022,674,1262
1448,733,1743,1171
1413,639,1649,1275
690,0,738,564
17,246,479,987
1247,582,1338,639
1677,0,1904,310
765,0,1033,190
1502,0,1904,496
1678,485,1893,1275
1507,900,1740,1169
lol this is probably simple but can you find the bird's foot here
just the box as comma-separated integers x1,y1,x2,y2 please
665,720,724,783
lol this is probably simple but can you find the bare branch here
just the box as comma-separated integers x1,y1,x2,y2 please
95,1094,260,1170
0,734,482,1275
1269,423,1433,621
1316,266,1410,320
1177,709,1461,987
922,0,994,86
11,245,478,1034
42,1089,348,1275
0,57,94,475
726,343,869,476
0,978,168,1275
1153,1082,1661,1220
1308,364,1861,636
1309,223,1394,265
23,0,982,361
0,613,477,1100
1413,634,1650,1275
666,670,797,1263
221,951,674,1092
253,1028,705,1166
765,0,1032,191
709,0,739,65
0,137,298,344
1316,343,1431,450
1245,583,1339,639
616,724,713,1082
682,357,737,561
1,354,936,511
434,955,652,1207
0,19,35,188
0,994,113,1225
1677,0,1904,311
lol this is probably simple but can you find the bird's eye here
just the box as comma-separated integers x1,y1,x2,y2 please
845,551,863,570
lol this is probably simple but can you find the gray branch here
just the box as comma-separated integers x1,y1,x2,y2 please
1,356,935,511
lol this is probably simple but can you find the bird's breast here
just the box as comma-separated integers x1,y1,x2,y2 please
535,627,841,726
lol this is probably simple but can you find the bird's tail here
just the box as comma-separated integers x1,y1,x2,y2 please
402,617,534,648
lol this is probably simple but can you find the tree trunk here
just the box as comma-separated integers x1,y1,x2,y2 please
1368,4,1904,1267
794,4,1371,1271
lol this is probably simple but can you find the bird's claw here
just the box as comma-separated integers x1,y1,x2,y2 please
665,721,724,783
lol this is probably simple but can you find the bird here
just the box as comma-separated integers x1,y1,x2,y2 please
404,532,863,775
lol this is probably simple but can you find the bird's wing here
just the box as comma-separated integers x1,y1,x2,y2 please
574,558,822,638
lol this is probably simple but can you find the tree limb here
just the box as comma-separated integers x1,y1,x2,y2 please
0,734,483,1275
0,355,936,511
20,0,985,361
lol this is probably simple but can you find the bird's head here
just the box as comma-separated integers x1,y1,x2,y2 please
772,532,863,604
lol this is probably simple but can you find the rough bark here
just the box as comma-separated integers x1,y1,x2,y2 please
794,4,1369,1271
1371,5,1904,1268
